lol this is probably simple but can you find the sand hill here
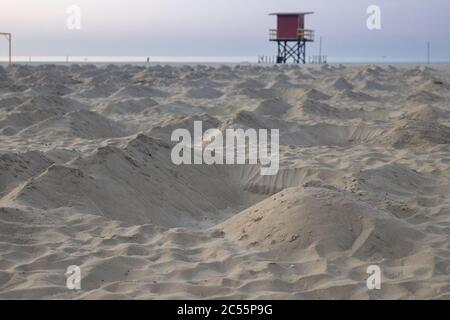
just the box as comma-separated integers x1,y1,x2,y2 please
0,64,449,299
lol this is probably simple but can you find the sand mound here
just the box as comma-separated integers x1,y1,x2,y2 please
233,82,278,99
218,187,422,259
16,95,87,113
113,85,168,99
18,110,128,140
285,123,383,147
78,84,119,99
183,77,223,88
350,67,384,82
330,77,354,91
254,98,292,116
292,70,315,82
11,66,67,87
232,78,265,90
96,98,158,115
359,79,388,91
383,120,450,148
407,90,443,103
267,73,298,89
296,99,341,118
416,79,449,92
320,64,333,72
353,164,431,197
337,90,376,102
0,127,16,136
3,134,247,227
150,113,220,141
6,65,34,80
226,112,383,147
0,95,87,133
401,105,449,121
303,89,331,101
386,65,398,72
350,71,367,82
404,66,434,78
295,101,392,122
23,83,73,96
363,66,385,77
152,101,206,117
186,87,224,99
0,96,23,110
225,111,270,131
0,151,54,194
0,104,68,131
132,67,175,85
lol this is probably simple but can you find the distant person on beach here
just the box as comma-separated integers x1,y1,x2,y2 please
147,57,150,63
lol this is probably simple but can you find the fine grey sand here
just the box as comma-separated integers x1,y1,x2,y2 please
0,63,449,299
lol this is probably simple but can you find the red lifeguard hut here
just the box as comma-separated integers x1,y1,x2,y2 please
269,12,315,64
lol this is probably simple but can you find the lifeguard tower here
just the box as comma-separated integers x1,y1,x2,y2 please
269,12,314,64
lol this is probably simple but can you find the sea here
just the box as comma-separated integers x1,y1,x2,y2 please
1,56,450,65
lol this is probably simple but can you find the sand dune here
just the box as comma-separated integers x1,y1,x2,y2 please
218,186,423,260
0,64,449,300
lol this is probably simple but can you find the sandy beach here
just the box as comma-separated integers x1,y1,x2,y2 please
0,63,449,299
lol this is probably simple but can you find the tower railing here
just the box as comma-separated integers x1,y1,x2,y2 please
269,29,315,42
269,29,277,40
297,29,315,41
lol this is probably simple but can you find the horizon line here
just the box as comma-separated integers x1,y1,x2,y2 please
1,56,449,65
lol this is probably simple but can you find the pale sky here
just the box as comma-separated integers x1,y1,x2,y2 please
1,0,449,61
